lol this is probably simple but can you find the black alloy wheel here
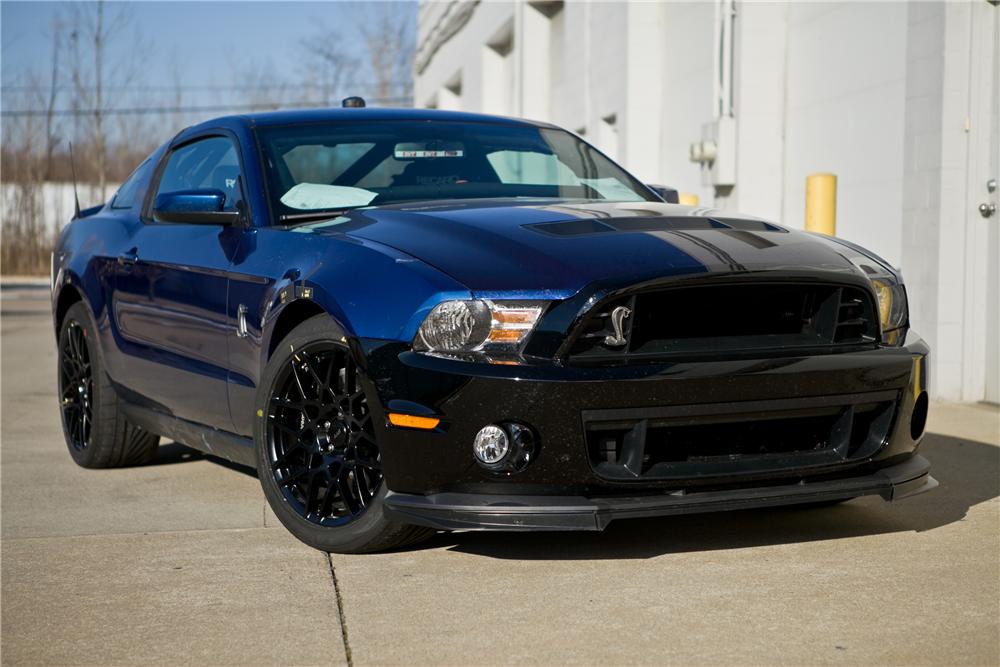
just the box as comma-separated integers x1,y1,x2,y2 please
56,302,160,468
266,342,383,526
59,320,94,452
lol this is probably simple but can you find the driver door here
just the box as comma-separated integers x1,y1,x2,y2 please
112,134,245,430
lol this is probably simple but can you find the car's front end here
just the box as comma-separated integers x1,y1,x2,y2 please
347,207,934,531
248,109,934,549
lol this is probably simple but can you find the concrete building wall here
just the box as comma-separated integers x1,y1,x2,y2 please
415,0,999,403
780,2,908,266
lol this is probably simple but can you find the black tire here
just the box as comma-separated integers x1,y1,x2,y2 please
58,301,160,468
254,314,434,554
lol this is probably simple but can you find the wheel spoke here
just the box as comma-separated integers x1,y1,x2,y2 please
271,442,306,470
319,474,339,518
289,357,310,400
271,395,306,413
278,467,311,488
305,472,324,517
271,421,307,442
356,453,381,473
324,353,336,398
299,352,334,402
337,468,360,515
345,361,357,395
353,466,369,507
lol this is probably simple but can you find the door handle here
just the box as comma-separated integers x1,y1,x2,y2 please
979,202,997,219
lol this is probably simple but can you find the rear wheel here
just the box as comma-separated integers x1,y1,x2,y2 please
254,314,433,553
57,301,159,468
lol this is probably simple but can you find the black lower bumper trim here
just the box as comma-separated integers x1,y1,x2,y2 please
383,455,936,531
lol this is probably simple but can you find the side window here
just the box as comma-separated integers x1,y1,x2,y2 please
155,136,244,213
111,158,152,209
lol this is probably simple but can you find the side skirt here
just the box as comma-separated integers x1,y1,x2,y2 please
122,402,256,468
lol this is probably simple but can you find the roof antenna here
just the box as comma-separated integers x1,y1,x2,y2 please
69,142,81,219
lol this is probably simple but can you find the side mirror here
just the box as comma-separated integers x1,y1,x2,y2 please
646,184,680,204
154,189,239,225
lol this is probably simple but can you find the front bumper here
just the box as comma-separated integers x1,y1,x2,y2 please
361,330,931,523
383,454,937,531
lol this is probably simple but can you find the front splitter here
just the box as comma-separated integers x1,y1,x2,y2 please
383,455,936,531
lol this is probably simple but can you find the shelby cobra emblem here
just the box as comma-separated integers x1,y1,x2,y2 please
604,306,632,347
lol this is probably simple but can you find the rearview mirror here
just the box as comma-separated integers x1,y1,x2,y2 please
154,189,239,225
646,184,680,204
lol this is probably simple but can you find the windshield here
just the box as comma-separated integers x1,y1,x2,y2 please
255,120,656,220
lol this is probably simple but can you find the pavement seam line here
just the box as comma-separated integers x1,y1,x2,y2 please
326,553,353,667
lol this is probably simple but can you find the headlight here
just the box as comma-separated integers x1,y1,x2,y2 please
871,277,907,333
414,299,546,354
816,236,908,341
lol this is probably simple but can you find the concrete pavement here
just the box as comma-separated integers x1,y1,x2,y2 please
2,284,998,666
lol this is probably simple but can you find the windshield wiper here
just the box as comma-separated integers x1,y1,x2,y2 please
278,208,365,224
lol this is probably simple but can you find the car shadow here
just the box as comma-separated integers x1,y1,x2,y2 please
424,432,999,560
147,442,258,477
147,432,997,560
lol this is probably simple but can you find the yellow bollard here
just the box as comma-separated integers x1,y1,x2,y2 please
679,193,699,206
805,173,837,236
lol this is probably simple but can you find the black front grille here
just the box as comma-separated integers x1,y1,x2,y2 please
583,392,897,481
568,282,877,363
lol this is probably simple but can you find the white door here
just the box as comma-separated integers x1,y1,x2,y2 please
967,0,1000,404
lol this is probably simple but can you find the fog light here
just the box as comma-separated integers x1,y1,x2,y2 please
472,422,536,473
473,425,509,465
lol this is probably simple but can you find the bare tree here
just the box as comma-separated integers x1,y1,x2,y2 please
299,2,414,107
357,3,415,105
1,86,51,275
229,57,295,111
43,19,64,180
69,0,138,199
302,25,358,106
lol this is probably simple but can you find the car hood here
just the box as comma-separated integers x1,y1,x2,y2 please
303,199,868,296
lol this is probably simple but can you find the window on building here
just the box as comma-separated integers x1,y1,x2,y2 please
482,20,515,116
439,71,463,111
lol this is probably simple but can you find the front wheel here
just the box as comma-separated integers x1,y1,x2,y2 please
254,314,433,553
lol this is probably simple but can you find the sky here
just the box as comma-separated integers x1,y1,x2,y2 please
1,0,417,113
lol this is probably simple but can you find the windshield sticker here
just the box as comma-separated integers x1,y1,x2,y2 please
279,183,377,210
394,149,464,159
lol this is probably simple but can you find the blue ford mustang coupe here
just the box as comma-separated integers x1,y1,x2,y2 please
52,102,935,553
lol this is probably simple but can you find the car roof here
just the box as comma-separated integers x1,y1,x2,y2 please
190,107,559,133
